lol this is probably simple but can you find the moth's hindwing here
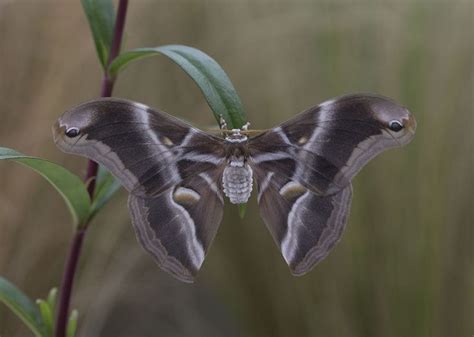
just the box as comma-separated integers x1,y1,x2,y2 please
129,168,224,282
254,169,352,275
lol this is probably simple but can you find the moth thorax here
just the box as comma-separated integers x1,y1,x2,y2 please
222,157,253,204
224,129,248,143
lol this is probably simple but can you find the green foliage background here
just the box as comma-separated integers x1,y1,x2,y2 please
0,1,472,336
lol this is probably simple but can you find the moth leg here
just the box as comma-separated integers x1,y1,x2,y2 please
218,115,228,130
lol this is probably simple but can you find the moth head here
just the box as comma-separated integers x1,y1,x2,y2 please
370,96,417,146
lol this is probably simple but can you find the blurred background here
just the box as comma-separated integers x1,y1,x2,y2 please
0,1,473,336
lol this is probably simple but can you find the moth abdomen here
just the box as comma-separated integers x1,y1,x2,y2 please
222,157,253,204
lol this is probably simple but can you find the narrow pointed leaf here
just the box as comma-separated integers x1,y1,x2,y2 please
67,309,79,337
81,0,115,68
109,45,248,210
109,45,247,128
46,288,58,318
0,277,47,337
36,299,53,337
0,147,91,226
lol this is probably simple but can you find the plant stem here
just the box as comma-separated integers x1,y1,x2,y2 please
54,229,85,337
86,0,129,196
55,1,129,337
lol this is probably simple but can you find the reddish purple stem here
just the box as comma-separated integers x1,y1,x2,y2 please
55,1,129,337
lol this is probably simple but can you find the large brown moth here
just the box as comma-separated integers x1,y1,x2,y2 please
53,94,416,282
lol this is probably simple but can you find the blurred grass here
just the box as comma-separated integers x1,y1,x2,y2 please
0,1,472,336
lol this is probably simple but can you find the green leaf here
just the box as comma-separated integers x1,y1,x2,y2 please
67,309,79,337
81,0,115,69
0,147,91,227
46,288,58,315
0,277,47,337
90,165,122,217
36,299,53,337
109,45,248,210
36,287,58,337
109,45,247,129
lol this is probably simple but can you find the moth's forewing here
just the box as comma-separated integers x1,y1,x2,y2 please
53,98,227,196
249,94,416,196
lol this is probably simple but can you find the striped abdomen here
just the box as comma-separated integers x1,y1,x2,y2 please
222,158,253,204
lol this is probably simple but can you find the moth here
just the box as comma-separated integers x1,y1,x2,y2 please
53,94,416,283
